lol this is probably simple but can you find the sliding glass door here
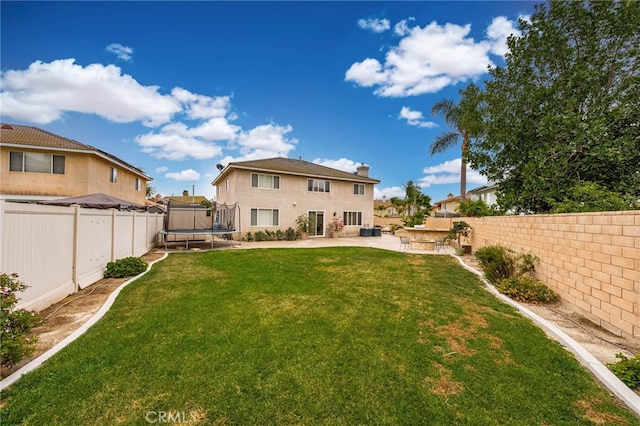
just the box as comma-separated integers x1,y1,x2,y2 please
308,211,325,237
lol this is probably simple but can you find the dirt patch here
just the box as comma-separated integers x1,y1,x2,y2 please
1,250,165,379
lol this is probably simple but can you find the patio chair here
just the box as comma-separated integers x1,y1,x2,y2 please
435,238,446,253
399,236,411,251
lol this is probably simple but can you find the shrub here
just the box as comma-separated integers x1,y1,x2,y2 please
104,257,148,278
495,275,559,304
402,211,426,228
607,353,640,389
245,232,254,242
1,273,42,367
475,245,537,284
284,227,297,241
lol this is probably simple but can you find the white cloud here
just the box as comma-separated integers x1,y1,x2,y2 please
358,18,390,33
418,158,487,188
165,169,201,182
136,122,223,160
218,123,298,165
0,58,299,165
399,106,438,128
312,158,361,173
0,59,181,125
374,186,405,200
345,58,388,88
393,18,414,36
346,17,520,97
485,16,521,56
155,166,169,173
105,43,134,61
171,88,232,120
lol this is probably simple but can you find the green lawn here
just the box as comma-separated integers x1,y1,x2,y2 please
1,247,637,425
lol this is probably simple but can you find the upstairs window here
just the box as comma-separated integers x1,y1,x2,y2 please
135,178,141,191
9,151,65,174
354,184,365,195
251,173,280,189
308,179,330,193
110,167,118,183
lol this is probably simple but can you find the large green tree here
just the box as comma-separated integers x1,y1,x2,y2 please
467,1,639,213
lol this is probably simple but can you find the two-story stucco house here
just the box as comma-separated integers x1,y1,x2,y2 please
211,157,380,238
0,123,151,205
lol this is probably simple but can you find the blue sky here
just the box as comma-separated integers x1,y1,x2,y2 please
1,1,537,203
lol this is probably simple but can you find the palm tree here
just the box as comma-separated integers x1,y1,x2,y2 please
430,84,483,202
430,98,470,201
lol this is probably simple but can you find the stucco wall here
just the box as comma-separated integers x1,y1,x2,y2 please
215,169,376,237
0,147,147,205
465,212,640,339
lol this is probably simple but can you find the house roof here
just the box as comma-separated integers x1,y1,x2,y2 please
468,183,499,194
212,157,380,185
163,195,210,204
0,123,151,180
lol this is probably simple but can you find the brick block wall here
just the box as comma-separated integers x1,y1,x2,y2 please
465,211,639,339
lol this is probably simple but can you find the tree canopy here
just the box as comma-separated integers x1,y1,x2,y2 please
466,0,639,213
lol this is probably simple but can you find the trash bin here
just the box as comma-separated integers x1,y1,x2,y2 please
360,228,373,237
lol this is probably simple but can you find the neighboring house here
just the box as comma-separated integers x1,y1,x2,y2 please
211,157,380,237
0,123,150,205
373,199,401,218
468,183,499,207
163,195,210,205
431,193,468,217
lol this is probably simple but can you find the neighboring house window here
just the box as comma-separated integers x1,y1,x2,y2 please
343,211,362,226
135,178,141,191
308,179,330,193
251,173,280,189
110,167,118,183
9,151,65,174
353,184,365,195
250,208,279,227
225,178,229,191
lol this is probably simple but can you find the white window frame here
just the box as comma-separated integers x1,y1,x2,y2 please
251,173,280,189
353,184,365,196
250,208,280,227
9,151,65,174
135,178,141,191
110,167,118,183
307,179,330,193
343,211,362,226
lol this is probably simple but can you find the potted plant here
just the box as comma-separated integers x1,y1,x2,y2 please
295,214,310,239
327,214,344,238
447,221,472,255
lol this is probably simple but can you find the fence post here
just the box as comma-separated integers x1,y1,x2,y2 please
0,200,5,272
72,205,80,292
131,210,136,256
111,209,116,262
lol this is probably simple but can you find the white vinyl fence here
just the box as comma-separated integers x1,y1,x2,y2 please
0,200,164,311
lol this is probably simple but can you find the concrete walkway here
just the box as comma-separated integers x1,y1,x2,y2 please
161,233,455,255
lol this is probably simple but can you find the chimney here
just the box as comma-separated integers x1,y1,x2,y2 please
356,164,369,178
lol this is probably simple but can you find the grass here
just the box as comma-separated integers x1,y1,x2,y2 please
1,247,637,425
